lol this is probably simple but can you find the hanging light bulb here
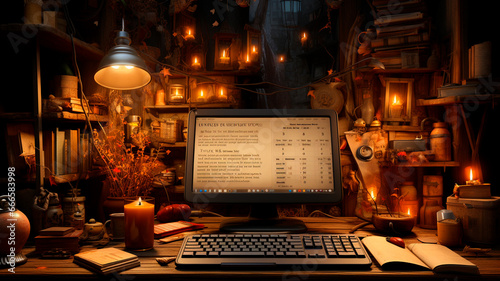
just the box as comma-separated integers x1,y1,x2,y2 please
94,19,151,90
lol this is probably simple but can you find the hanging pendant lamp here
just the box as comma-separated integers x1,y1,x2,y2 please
94,20,151,90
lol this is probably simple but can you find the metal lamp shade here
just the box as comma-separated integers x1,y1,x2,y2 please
94,44,151,90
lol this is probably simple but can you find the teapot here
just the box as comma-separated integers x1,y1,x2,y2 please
80,218,106,241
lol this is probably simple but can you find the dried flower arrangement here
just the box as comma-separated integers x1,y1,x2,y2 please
93,128,164,197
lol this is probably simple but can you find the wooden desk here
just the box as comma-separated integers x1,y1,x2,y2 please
2,217,499,280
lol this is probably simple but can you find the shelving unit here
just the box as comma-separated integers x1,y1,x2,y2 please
0,24,107,187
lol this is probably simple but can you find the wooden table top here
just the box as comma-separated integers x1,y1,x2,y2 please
2,216,499,280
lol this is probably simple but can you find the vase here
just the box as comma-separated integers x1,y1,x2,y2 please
103,197,125,220
360,91,375,126
0,195,30,268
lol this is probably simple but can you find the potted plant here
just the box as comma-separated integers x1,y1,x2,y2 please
93,128,164,217
371,186,415,236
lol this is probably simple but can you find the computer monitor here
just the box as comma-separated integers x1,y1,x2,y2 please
184,108,342,233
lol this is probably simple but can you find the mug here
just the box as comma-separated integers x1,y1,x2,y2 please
437,219,462,247
105,213,125,240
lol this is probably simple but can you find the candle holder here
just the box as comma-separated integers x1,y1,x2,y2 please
168,84,185,104
124,196,155,251
383,78,413,124
214,33,238,70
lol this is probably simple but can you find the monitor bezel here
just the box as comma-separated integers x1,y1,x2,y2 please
184,108,343,205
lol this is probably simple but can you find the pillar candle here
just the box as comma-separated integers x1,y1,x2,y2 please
124,197,155,251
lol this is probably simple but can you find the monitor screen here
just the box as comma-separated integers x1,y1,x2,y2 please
184,109,342,232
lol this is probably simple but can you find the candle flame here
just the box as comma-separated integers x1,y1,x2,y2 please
407,208,411,216
175,88,179,96
200,90,204,97
246,54,250,62
370,190,376,200
194,57,198,63
392,95,401,105
469,168,473,181
138,197,142,206
280,55,284,62
252,45,256,53
222,49,226,58
188,29,191,35
220,88,224,96
303,32,306,39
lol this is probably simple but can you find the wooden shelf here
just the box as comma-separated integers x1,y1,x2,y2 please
145,103,232,112
417,94,500,106
42,111,108,122
0,24,103,60
397,161,460,167
46,169,106,184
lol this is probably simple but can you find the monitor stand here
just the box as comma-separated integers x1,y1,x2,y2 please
219,203,307,233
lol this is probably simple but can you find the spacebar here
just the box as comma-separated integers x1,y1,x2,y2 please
219,252,266,257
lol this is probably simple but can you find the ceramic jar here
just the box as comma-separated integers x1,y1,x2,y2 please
430,122,451,161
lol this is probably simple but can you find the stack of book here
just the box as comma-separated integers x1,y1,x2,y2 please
370,0,431,69
35,227,82,254
48,97,91,113
73,247,140,274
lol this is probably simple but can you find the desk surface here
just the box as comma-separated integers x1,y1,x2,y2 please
2,217,499,280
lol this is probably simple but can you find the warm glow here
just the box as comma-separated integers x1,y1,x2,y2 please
188,29,191,36
200,90,204,97
407,208,411,216
246,54,250,62
194,57,198,63
370,190,376,201
469,168,473,181
222,49,226,58
138,197,142,205
110,65,134,70
302,32,306,39
252,45,257,53
220,88,224,96
392,95,402,105
175,88,179,96
279,55,285,62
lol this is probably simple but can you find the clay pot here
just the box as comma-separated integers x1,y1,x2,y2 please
102,197,124,220
0,195,30,267
372,213,415,236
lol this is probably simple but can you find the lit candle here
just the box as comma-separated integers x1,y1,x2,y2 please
466,168,481,185
192,56,201,70
301,32,307,47
220,49,230,64
218,87,227,101
185,28,194,40
390,95,403,118
279,55,285,63
124,197,155,251
198,89,205,103
407,208,411,216
169,84,185,103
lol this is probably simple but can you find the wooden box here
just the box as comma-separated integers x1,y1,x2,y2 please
446,196,500,246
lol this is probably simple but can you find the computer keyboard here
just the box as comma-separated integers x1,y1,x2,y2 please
175,233,372,269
